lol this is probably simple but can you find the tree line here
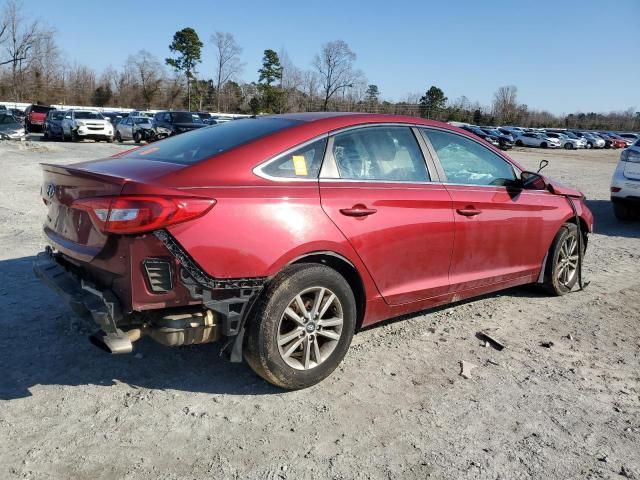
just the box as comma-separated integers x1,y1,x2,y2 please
0,1,638,131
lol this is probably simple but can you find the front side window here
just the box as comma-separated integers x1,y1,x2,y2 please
261,138,327,179
330,127,429,182
421,129,516,186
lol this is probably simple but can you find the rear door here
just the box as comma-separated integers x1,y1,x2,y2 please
420,128,561,292
319,125,454,305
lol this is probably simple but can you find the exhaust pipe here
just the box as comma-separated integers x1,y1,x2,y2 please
89,328,148,354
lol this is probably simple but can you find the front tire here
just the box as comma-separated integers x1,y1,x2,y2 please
586,142,593,149
71,130,79,142
244,264,356,390
564,142,573,150
515,139,523,146
541,142,548,149
543,223,583,296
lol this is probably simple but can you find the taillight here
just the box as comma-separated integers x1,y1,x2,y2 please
72,196,215,234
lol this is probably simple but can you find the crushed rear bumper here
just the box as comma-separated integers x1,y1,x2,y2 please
33,248,133,353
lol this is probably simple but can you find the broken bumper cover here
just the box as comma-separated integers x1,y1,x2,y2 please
33,248,133,353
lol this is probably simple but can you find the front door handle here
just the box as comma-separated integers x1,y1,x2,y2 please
340,205,377,217
456,207,482,217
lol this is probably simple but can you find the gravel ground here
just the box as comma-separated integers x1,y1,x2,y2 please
0,138,638,480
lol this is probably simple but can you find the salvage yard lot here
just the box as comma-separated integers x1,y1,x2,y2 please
0,139,638,479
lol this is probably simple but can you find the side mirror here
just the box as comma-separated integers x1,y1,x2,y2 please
521,171,548,190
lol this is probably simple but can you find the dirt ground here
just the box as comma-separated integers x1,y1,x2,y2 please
0,137,638,480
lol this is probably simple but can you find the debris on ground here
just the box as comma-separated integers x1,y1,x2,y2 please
476,331,506,351
459,361,477,379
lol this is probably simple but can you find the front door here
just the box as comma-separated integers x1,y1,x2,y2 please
319,125,455,305
420,128,561,292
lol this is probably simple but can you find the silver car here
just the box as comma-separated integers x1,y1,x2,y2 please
115,116,154,143
610,137,640,220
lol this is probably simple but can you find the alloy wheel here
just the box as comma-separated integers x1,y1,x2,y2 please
277,286,344,371
557,235,578,288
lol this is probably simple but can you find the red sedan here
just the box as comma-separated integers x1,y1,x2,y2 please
34,113,593,389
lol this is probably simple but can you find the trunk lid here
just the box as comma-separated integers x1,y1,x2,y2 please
40,157,186,262
623,160,640,180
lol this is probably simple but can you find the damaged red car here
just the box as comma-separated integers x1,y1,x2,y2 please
34,113,593,389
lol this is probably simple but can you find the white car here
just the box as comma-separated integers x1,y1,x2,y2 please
514,132,561,148
544,132,586,150
61,110,114,142
611,138,640,220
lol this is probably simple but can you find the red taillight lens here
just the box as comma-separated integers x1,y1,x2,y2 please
72,196,215,234
611,187,622,193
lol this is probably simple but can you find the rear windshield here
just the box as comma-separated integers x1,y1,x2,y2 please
31,105,53,113
124,117,303,165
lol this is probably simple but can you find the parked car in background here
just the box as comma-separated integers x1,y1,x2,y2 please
572,131,605,149
604,132,634,147
461,125,501,148
479,127,514,150
618,133,639,143
115,115,155,143
24,104,55,133
544,131,585,150
10,108,25,122
514,132,561,148
152,111,206,137
43,110,66,140
102,112,124,128
0,105,6,111
610,138,640,220
596,133,625,149
196,112,218,125
499,126,525,138
61,110,114,142
34,113,593,389
0,112,26,140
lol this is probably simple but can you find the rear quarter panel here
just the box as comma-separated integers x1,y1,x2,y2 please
166,184,381,299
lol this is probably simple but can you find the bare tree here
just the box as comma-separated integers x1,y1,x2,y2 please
492,85,519,124
211,31,243,111
1,1,43,101
313,40,361,111
128,50,164,108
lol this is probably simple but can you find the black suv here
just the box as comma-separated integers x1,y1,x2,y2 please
152,111,206,137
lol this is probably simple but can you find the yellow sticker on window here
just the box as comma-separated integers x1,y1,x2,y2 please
292,155,308,176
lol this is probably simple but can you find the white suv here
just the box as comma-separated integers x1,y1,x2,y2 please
61,110,114,142
611,138,640,220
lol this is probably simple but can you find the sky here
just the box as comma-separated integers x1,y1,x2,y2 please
18,0,640,115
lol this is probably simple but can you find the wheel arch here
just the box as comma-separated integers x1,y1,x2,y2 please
288,251,367,332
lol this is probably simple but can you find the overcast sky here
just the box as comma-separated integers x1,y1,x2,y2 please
19,0,640,114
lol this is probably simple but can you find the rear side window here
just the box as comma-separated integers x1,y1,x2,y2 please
422,129,516,186
124,117,302,165
330,127,430,182
261,138,327,179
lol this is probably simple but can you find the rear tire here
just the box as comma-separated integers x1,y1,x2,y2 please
613,202,638,221
586,142,593,149
115,131,122,143
133,131,142,144
244,264,356,390
541,142,548,149
564,142,573,150
542,223,583,296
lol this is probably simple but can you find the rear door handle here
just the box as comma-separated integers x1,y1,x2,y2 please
456,208,482,217
340,205,377,217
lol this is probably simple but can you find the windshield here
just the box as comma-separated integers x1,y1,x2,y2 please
123,117,302,165
564,132,578,139
74,111,104,120
50,111,65,120
171,112,203,124
0,114,19,124
132,117,151,124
